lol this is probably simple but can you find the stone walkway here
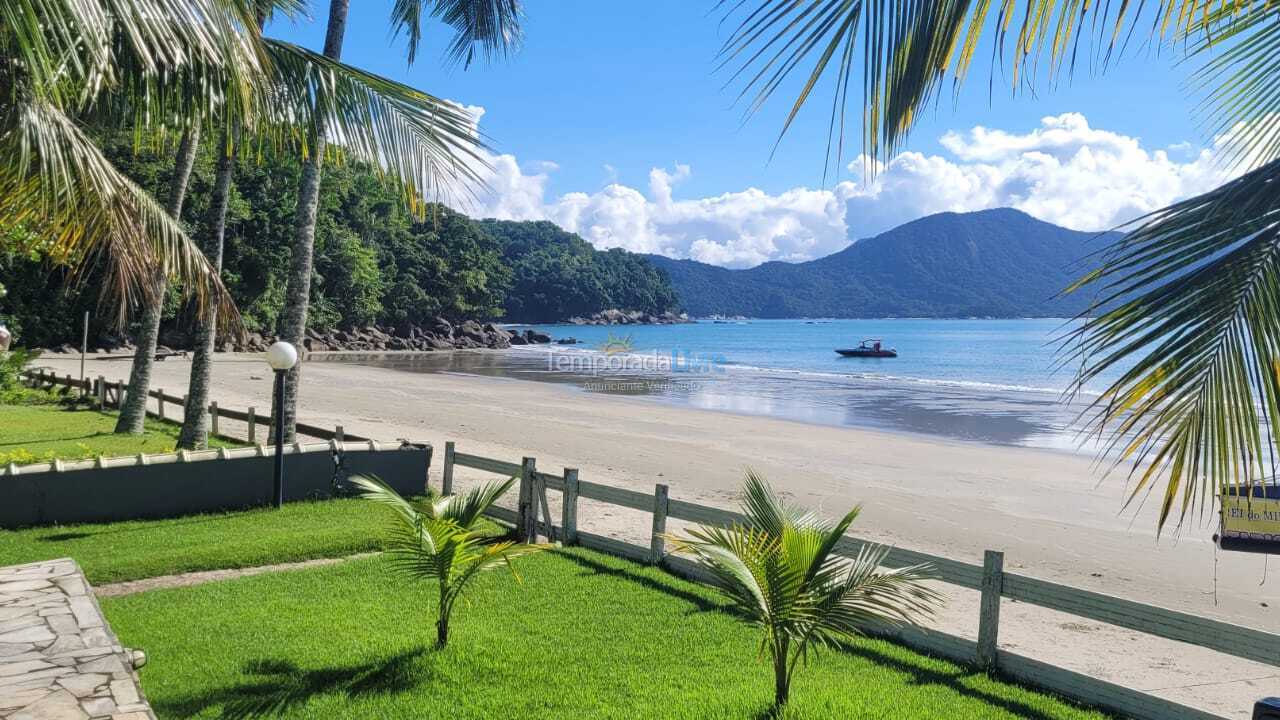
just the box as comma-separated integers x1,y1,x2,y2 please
0,559,153,720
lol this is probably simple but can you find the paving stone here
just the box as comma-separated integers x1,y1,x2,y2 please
105,680,138,707
42,637,85,656
76,697,113,717
10,688,88,720
56,674,108,698
0,626,55,645
0,659,55,678
45,617,76,637
0,582,52,593
0,688,51,712
65,599,100,631
75,656,123,677
52,579,85,598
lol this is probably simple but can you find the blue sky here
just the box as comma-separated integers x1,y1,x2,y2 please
270,2,1227,267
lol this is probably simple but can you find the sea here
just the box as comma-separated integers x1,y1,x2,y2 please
319,318,1121,454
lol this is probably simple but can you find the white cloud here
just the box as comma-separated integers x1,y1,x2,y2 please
461,112,1239,268
843,113,1232,237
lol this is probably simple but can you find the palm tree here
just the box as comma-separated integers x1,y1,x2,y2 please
176,3,494,448
351,474,545,647
277,0,525,441
666,470,941,710
114,127,201,433
716,1,1280,532
1,0,259,330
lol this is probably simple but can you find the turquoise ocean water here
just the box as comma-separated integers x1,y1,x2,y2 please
326,319,1117,452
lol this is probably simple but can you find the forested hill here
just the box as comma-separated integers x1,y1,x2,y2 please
479,220,677,322
647,208,1121,318
0,132,679,347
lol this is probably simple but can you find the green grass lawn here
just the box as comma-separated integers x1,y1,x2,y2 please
0,498,395,584
103,549,1107,720
0,390,239,465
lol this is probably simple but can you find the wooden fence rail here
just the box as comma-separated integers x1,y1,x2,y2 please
24,370,366,444
444,442,1267,720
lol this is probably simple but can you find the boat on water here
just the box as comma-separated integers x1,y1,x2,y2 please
835,339,897,358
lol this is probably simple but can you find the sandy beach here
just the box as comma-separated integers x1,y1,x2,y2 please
37,350,1280,716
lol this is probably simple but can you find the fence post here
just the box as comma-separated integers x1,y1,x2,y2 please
650,483,669,564
442,441,455,496
117,379,125,409
335,425,344,445
247,407,256,443
562,468,579,545
518,457,537,543
977,549,1005,670
157,390,165,420
96,376,106,409
209,401,219,437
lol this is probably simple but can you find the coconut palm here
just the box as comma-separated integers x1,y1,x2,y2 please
277,0,525,442
0,0,262,329
667,470,941,710
716,1,1280,531
175,3,493,447
351,474,545,648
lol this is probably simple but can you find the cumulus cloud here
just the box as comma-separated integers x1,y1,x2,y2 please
460,111,1237,268
843,113,1233,238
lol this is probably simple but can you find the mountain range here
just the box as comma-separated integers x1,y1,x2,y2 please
647,208,1121,318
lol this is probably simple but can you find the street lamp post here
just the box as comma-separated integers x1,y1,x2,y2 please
265,341,298,509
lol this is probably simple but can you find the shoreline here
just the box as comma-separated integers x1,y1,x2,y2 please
310,346,1096,453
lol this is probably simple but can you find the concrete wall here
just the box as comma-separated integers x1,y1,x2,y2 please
0,442,431,528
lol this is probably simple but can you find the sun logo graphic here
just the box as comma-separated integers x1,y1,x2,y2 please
597,332,634,356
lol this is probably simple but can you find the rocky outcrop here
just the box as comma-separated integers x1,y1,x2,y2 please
36,318,556,355
286,320,520,353
567,309,690,326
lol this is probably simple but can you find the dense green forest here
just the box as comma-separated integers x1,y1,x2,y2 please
0,135,678,347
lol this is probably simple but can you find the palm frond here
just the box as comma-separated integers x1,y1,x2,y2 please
715,0,1253,170
672,472,941,656
391,0,524,68
0,99,237,327
1063,160,1280,530
436,476,516,528
740,467,818,535
260,40,490,214
1187,4,1280,170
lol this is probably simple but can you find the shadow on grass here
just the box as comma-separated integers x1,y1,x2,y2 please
32,513,256,543
0,431,110,448
554,549,741,619
561,549,1094,720
156,647,430,719
827,639,1090,720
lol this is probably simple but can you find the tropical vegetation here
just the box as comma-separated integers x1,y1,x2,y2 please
0,143,679,349
352,474,545,647
98,548,1102,719
667,471,941,709
718,0,1280,530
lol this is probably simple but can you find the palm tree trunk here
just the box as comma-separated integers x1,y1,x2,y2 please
177,135,234,449
277,0,350,441
437,587,451,648
115,127,201,434
772,637,790,709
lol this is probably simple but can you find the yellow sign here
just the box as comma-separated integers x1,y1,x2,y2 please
1221,493,1280,541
